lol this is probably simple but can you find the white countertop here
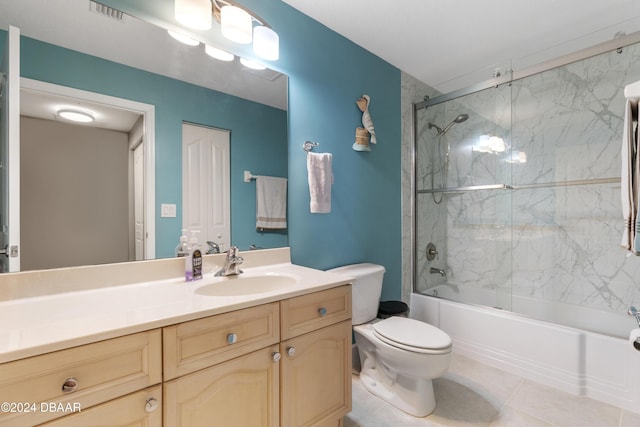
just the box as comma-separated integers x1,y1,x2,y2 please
0,262,352,363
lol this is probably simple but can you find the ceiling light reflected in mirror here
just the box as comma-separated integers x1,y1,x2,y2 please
56,109,96,123
205,44,234,61
168,29,200,46
240,57,266,70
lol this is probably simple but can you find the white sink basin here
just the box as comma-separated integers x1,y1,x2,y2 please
194,274,298,297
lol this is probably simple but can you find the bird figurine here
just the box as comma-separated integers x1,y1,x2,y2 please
356,94,376,145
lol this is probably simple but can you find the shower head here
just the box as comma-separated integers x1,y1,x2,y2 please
428,113,469,136
453,114,469,123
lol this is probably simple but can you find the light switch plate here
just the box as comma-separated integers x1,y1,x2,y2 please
161,203,177,218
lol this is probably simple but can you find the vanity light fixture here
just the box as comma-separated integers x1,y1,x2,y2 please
57,109,95,123
219,4,252,44
173,0,280,61
175,0,212,30
212,0,279,61
205,44,234,61
168,30,201,46
240,57,266,70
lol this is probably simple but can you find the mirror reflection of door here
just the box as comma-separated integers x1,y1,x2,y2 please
182,123,231,253
16,79,155,271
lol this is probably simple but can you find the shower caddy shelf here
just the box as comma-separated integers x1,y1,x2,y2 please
417,177,620,194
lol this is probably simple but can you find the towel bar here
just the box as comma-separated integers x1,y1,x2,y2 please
418,177,620,194
303,141,319,152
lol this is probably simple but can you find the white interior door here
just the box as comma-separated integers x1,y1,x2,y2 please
182,123,231,252
133,141,144,260
0,26,20,272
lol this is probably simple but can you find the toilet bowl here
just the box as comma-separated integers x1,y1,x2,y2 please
327,263,452,417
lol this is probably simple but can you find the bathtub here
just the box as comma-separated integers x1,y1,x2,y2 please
410,290,640,414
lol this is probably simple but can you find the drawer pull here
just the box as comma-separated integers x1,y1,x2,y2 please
145,397,159,413
272,352,282,362
61,377,78,393
318,307,328,317
286,346,296,357
226,333,238,345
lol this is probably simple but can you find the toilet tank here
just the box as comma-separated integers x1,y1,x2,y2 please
326,263,385,325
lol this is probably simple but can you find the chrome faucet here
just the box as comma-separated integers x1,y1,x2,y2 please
215,246,243,276
430,267,446,277
206,241,220,254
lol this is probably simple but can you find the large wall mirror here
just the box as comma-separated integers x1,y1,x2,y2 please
0,0,288,272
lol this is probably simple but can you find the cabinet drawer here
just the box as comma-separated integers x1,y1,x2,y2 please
0,330,162,426
38,385,162,427
281,285,352,340
164,302,280,379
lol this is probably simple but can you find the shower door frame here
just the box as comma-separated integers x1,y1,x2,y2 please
410,30,640,295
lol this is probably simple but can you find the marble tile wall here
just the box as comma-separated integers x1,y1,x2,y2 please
401,42,640,327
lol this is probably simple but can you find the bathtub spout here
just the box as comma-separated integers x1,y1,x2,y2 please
430,267,446,277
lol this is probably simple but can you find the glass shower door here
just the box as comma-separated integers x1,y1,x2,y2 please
415,84,513,310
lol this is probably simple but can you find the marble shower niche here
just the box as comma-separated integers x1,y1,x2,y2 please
414,40,640,337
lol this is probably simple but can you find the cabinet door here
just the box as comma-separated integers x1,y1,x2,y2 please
38,386,162,427
164,345,280,427
280,320,352,427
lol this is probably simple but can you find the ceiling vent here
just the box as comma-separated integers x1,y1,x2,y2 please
89,1,125,22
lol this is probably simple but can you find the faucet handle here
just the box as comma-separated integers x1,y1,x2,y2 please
227,246,238,256
426,243,439,261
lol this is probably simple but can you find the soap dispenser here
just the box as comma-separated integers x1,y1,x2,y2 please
188,231,203,281
175,229,189,258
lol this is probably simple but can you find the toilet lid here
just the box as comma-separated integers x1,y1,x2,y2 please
372,317,452,351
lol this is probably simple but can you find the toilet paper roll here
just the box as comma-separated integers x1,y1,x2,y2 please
629,328,640,351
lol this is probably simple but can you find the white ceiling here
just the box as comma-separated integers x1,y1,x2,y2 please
283,0,640,94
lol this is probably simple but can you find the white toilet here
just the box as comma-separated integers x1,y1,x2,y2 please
328,263,452,417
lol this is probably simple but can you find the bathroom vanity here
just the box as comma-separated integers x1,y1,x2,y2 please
0,248,352,426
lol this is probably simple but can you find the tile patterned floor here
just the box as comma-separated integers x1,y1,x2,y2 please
344,353,640,427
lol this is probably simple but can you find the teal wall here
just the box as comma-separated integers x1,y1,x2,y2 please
1,32,288,257
241,0,402,300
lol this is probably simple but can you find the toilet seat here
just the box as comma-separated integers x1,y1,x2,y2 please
372,317,452,354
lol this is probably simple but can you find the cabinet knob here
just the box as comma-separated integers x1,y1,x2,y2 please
272,352,281,362
286,346,296,357
145,397,159,413
226,333,238,344
61,377,78,393
318,307,327,317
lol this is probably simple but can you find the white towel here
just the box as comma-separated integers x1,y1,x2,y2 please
256,176,287,229
621,99,639,253
307,152,333,213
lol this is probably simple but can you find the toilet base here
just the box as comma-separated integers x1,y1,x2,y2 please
358,363,436,417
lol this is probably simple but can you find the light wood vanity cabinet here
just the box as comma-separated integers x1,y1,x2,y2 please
0,330,162,426
1,284,351,427
164,284,352,427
